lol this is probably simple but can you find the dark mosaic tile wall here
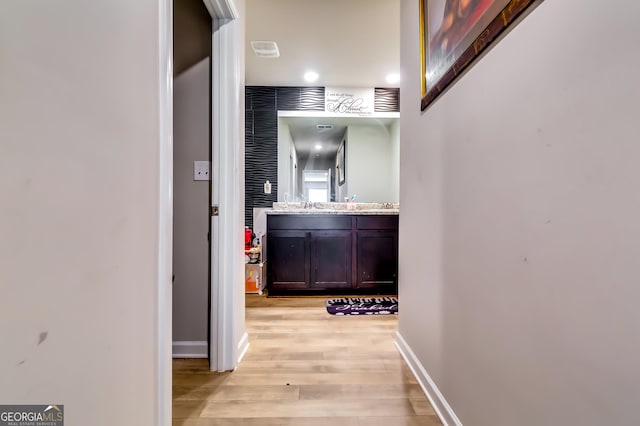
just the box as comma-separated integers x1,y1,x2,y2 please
244,86,399,229
375,87,401,112
245,86,325,228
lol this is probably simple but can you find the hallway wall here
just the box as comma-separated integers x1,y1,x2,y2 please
399,1,640,425
0,1,171,424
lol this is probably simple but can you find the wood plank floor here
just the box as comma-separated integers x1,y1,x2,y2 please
173,295,442,426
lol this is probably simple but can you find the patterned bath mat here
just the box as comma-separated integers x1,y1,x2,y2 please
326,297,398,316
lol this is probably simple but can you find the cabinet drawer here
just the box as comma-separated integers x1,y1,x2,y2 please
356,215,398,230
268,215,352,230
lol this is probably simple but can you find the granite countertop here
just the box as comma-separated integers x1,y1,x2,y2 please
266,202,399,215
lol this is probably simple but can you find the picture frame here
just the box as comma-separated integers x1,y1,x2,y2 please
420,0,540,110
337,141,346,186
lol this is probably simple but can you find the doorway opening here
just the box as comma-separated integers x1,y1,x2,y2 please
171,0,245,373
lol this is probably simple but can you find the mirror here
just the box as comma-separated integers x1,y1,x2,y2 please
278,113,400,203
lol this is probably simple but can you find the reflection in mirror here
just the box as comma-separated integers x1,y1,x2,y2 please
278,113,400,203
303,170,331,202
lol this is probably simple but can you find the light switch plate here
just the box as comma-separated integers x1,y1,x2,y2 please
194,161,211,181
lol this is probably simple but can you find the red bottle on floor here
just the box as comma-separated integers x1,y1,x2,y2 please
244,226,252,250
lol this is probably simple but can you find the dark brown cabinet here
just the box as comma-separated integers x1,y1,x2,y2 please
310,230,352,289
356,230,397,290
268,230,308,290
355,216,398,292
267,214,398,295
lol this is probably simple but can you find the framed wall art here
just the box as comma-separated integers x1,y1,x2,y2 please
420,0,541,110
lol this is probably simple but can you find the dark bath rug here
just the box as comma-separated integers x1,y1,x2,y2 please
326,297,398,316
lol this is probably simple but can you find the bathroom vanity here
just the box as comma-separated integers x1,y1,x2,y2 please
265,203,399,295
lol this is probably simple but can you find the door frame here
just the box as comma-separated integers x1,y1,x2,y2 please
158,0,172,424
203,0,248,372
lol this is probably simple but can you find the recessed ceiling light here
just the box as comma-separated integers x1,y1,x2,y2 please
250,41,280,58
386,73,401,84
314,144,322,150
304,71,319,83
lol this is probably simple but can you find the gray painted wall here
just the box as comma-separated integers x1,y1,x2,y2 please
0,1,169,424
173,58,210,344
399,0,640,425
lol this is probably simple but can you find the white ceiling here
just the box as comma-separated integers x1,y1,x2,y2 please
244,0,400,88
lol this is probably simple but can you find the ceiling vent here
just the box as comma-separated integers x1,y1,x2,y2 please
316,124,333,130
250,41,280,58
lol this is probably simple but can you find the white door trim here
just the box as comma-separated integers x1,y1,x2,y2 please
157,0,173,423
203,0,238,19
206,0,246,372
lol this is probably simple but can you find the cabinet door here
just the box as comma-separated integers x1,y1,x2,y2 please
267,230,309,290
309,230,352,289
356,230,398,291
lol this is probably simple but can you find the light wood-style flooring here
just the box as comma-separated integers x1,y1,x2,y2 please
173,295,442,426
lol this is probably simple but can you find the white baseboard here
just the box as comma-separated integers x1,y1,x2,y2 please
394,332,463,426
172,341,208,358
237,332,250,365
